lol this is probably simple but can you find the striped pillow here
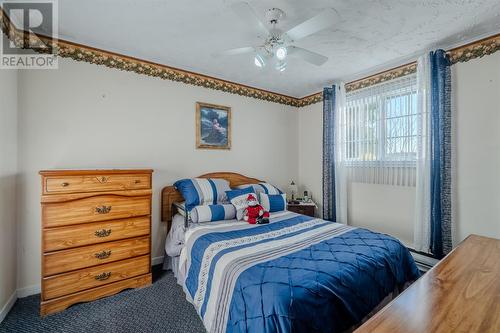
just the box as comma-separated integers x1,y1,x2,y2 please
174,178,231,211
190,204,236,223
236,183,283,195
259,193,287,213
173,201,187,217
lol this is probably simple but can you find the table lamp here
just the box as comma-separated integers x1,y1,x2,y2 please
289,181,298,200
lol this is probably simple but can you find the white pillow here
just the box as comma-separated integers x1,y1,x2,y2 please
226,187,257,220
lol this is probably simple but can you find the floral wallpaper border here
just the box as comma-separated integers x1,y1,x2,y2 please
299,33,500,107
1,9,499,108
448,33,500,64
0,10,301,107
296,92,324,107
296,62,417,107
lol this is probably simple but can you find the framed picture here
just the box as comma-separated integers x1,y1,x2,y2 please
196,102,231,150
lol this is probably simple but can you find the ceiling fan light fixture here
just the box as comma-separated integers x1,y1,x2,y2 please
275,46,287,60
275,60,287,72
254,54,265,68
220,4,333,72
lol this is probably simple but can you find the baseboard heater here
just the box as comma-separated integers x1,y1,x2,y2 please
409,249,439,272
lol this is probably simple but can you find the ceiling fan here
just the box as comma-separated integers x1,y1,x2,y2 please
214,2,338,72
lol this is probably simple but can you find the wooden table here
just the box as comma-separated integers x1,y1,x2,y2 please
355,235,500,333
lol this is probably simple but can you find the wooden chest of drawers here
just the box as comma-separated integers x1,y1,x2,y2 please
39,169,153,316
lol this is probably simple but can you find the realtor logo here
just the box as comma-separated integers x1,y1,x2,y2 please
1,0,58,69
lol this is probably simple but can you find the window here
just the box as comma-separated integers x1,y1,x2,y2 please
340,74,418,186
343,74,417,165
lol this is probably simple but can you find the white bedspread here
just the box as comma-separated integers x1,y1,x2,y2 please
165,214,243,282
164,214,187,257
165,214,243,257
164,213,291,283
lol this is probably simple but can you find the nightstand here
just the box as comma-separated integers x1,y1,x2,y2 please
287,203,315,217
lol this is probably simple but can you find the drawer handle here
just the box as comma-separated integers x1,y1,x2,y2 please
97,176,109,183
134,179,141,184
95,205,112,214
95,250,112,259
95,272,111,281
94,229,112,237
61,182,69,187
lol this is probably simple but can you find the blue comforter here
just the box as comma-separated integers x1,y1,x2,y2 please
181,212,420,333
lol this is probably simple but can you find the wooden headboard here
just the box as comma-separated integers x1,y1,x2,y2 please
161,172,263,224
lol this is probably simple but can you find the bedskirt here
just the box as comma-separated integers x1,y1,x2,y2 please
163,254,181,282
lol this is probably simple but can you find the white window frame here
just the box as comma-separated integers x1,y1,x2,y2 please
343,75,418,168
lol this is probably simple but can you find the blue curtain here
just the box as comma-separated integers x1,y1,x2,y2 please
322,86,336,221
430,50,452,258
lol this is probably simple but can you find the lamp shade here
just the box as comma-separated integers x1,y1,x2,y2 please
289,181,298,195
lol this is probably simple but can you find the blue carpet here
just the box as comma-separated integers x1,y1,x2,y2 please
0,266,205,333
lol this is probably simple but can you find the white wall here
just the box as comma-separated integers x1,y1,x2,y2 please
297,102,323,213
16,58,299,290
0,69,18,318
298,51,500,249
453,52,500,243
348,183,415,246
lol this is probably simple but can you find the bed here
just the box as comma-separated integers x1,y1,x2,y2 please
161,172,420,333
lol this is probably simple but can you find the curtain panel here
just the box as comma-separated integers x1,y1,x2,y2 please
323,84,348,224
335,84,348,224
322,86,336,221
430,49,452,258
413,54,432,253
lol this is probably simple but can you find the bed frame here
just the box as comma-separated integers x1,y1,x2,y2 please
160,172,263,227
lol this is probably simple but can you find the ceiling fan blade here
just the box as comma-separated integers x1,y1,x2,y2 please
288,46,328,66
230,1,269,36
285,9,337,41
213,46,256,57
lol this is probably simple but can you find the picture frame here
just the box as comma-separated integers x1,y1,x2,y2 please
196,102,231,150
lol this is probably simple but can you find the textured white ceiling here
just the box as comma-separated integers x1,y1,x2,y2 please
55,0,500,97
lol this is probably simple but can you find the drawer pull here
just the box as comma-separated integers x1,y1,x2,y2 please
61,182,69,187
135,179,141,184
94,250,112,259
94,229,112,237
97,176,109,183
95,205,112,214
94,272,111,281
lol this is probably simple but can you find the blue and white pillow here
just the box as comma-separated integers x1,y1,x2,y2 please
174,178,231,211
226,186,256,220
236,183,283,195
190,204,236,223
259,193,287,213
